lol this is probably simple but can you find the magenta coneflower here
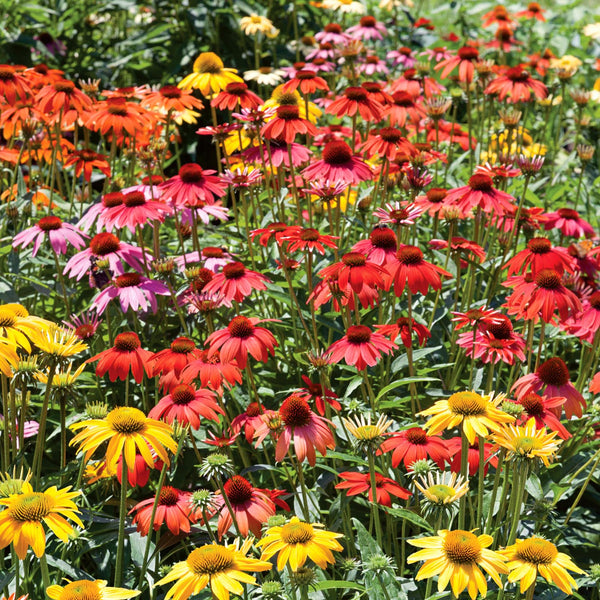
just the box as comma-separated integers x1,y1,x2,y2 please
92,272,170,315
302,140,373,185
63,309,102,340
544,208,595,238
347,15,388,40
159,163,227,208
565,291,600,342
373,202,424,227
387,46,416,68
244,136,312,167
77,191,124,233
315,23,349,45
13,216,87,257
201,261,270,303
327,325,397,371
99,190,170,233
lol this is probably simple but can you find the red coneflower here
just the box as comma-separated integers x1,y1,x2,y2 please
336,472,410,506
565,292,600,343
159,163,227,208
512,356,586,419
515,2,546,21
149,383,224,430
149,337,204,392
254,393,335,466
504,237,575,277
296,375,341,416
452,307,504,330
261,105,318,144
181,349,243,391
485,67,547,103
211,81,263,110
215,475,276,539
481,4,515,28
391,245,452,296
302,140,373,185
352,226,398,271
250,222,290,247
283,70,329,95
447,437,498,476
375,316,431,348
88,331,153,383
544,208,595,238
360,127,415,161
378,427,449,469
385,91,426,127
116,450,162,487
434,46,480,83
0,65,32,104
230,402,266,443
206,316,278,369
514,394,571,439
202,261,270,303
141,84,204,113
131,486,202,536
361,81,394,106
326,86,383,122
282,227,338,255
64,149,111,182
444,173,516,216
35,79,93,126
326,325,397,371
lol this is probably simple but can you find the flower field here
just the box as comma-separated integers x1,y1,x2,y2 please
2,1,600,599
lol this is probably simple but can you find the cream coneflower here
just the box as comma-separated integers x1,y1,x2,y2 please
408,529,508,600
239,14,275,36
490,418,561,466
419,391,513,444
415,471,469,506
343,414,393,451
501,536,585,595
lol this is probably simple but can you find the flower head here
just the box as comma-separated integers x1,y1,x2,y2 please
178,52,243,96
46,580,140,600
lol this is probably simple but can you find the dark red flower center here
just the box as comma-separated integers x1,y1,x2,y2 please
107,97,128,116
520,393,544,416
37,216,62,231
102,192,124,208
365,56,380,64
322,140,353,165
90,232,120,255
399,46,412,55
224,81,248,95
589,292,600,310
505,67,530,82
528,2,541,11
223,261,246,280
202,246,225,258
537,357,570,387
170,384,196,405
123,191,146,207
191,268,214,292
179,163,204,183
171,337,196,353
346,325,372,344
392,91,414,107
276,105,300,120
296,70,317,80
299,228,320,242
534,269,562,290
74,324,96,339
370,226,397,250
227,316,254,338
53,80,75,93
486,318,512,339
293,62,306,70
0,66,16,80
245,402,262,417
160,85,182,98
344,87,368,102
458,46,479,61
324,23,342,33
379,127,402,143
362,81,382,93
468,174,494,192
158,486,179,506
557,208,579,220
405,427,428,444
78,149,99,161
426,188,447,203
280,394,312,427
527,237,551,254
342,252,366,267
115,272,141,288
403,68,417,80
142,175,164,185
496,28,512,42
390,208,410,221
312,58,327,66
114,331,141,351
397,245,424,264
360,15,377,27
224,475,253,504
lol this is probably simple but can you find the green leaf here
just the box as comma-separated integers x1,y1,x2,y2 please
315,580,366,592
380,506,433,532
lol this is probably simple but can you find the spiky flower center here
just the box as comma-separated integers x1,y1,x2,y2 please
227,316,254,338
58,580,102,600
0,66,16,80
426,188,448,203
299,228,320,242
102,192,124,207
113,331,141,351
225,81,249,95
90,232,120,255
160,85,182,98
223,261,246,279
405,427,428,444
397,245,423,265
370,226,397,250
123,191,146,207
170,337,196,353
280,395,312,428
193,52,224,74
527,237,551,254
324,23,342,33
534,269,562,290
589,292,600,310
187,545,234,574
344,86,368,102
322,140,353,165
106,97,128,116
506,67,530,82
281,521,315,544
537,357,570,387
346,325,372,344
515,537,558,564
276,105,300,120
341,252,366,268
179,163,204,183
225,475,254,504
171,384,196,405
8,492,52,522
557,208,579,220
107,407,147,434
447,391,488,416
443,530,482,564
458,46,479,61
115,272,141,288
468,173,493,192
246,402,262,417
486,319,512,339
378,127,402,143
37,215,62,231
159,486,180,506
53,80,75,93
392,91,414,107
202,246,225,258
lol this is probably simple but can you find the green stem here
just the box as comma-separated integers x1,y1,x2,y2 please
114,449,129,586
367,452,384,549
33,360,57,486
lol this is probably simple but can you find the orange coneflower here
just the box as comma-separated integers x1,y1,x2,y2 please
85,96,154,138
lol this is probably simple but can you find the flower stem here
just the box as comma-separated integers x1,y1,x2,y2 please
114,449,129,586
458,426,469,530
367,452,384,549
33,359,57,487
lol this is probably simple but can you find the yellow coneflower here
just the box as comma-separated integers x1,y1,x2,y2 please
70,406,178,472
0,482,83,559
156,538,272,600
491,418,561,466
0,337,18,376
178,52,242,97
500,536,585,595
257,516,343,571
419,391,513,444
262,84,322,122
415,471,469,506
36,361,87,389
29,324,88,361
408,529,508,600
321,0,366,14
0,302,49,352
46,579,140,600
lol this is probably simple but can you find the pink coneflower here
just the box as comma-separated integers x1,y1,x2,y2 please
315,23,349,45
77,191,124,233
230,402,266,443
296,375,341,416
336,472,410,506
99,190,170,233
327,325,396,371
514,393,570,439
373,202,423,227
282,227,338,255
181,349,243,392
63,232,146,280
435,46,480,83
261,105,318,144
352,226,398,269
221,165,263,188
414,189,449,216
302,140,372,185
512,356,586,419
201,261,270,303
254,393,335,466
375,316,431,348
485,67,547,103
63,309,101,341
379,427,449,469
347,15,388,40
357,55,389,76
149,383,224,429
92,272,170,315
421,46,453,63
387,46,416,68
385,92,426,127
391,245,452,296
180,204,230,226
244,136,312,167
544,208,595,238
13,216,87,257
206,316,278,369
444,173,516,216
326,86,383,122
159,163,227,208
504,237,575,277
214,476,275,539
564,291,600,343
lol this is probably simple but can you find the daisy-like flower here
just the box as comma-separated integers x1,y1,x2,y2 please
385,91,426,127
514,394,570,439
302,140,373,185
352,226,398,272
435,46,480,82
13,216,87,257
85,96,155,138
296,375,341,416
156,538,272,600
181,349,243,392
239,14,276,36
212,81,262,111
491,418,561,466
0,65,32,104
46,579,140,600
178,52,243,96
100,190,170,233
391,245,452,297
485,67,547,103
544,207,595,238
326,86,383,122
0,482,83,559
420,391,514,444
360,127,414,161
214,475,276,539
243,66,286,86
379,427,449,469
500,536,585,595
202,262,269,303
261,105,318,144
88,331,153,383
230,402,266,443
415,471,469,506
282,227,338,255
149,336,203,391
375,316,431,349
0,303,50,352
444,173,516,217
347,15,388,40
70,406,177,472
336,471,410,506
159,163,227,208
64,149,111,182
344,414,393,452
512,356,585,419
258,516,343,571
326,325,397,371
29,325,88,362
408,529,507,600
504,237,574,277
92,272,170,315
141,84,204,115
283,70,329,95
131,486,202,536
254,393,335,466
373,203,423,228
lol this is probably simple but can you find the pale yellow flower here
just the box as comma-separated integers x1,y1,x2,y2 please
240,14,276,36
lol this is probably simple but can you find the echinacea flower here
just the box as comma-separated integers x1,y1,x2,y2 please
283,70,329,95
544,207,595,238
500,536,585,595
408,529,508,599
296,375,341,416
0,303,50,352
385,91,427,127
0,482,83,559
100,190,170,233
178,52,243,96
485,67,547,103
375,316,431,348
391,245,452,297
13,216,87,257
181,349,242,392
326,325,396,371
514,393,570,439
64,148,111,182
156,538,272,600
46,580,140,600
326,86,383,122
282,227,338,255
435,46,480,82
504,237,575,277
0,65,32,104
336,471,410,506
257,516,343,570
415,471,469,507
159,163,227,209
446,437,498,476
379,427,449,469
201,261,270,303
261,105,318,144
444,173,516,217
302,140,373,185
